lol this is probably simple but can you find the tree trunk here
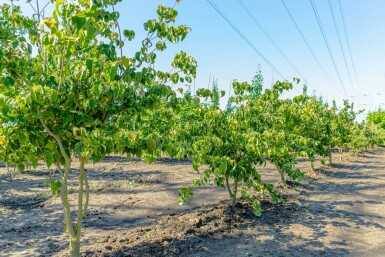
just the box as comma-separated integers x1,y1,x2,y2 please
329,152,333,166
6,163,12,180
60,160,77,256
231,193,237,207
231,178,238,206
339,148,343,161
310,160,315,173
69,237,81,257
39,118,88,256
59,157,89,257
225,176,238,207
276,165,285,184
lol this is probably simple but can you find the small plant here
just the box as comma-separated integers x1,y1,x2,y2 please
91,181,100,189
113,181,122,189
0,205,7,213
124,180,136,188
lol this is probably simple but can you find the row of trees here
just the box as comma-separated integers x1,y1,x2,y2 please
1,0,384,256
174,75,385,214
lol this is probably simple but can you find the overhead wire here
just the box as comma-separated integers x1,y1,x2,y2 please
206,0,305,94
280,0,336,91
237,0,308,93
237,0,307,82
337,0,360,88
310,0,348,97
205,0,287,82
327,0,355,93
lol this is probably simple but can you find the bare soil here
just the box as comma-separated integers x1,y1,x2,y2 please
1,148,384,257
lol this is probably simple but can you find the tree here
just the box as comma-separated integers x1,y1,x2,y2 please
178,81,281,216
291,95,330,172
367,108,385,130
302,81,308,95
0,0,196,255
333,100,356,160
250,65,263,98
210,79,220,108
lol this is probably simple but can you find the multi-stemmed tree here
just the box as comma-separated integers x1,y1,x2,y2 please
0,0,196,255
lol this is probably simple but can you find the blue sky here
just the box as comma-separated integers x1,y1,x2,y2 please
17,0,385,117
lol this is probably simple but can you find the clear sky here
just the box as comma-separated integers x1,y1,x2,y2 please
16,0,385,118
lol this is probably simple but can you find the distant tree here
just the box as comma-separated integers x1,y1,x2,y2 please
332,100,337,109
302,82,308,95
367,108,385,130
250,65,263,98
211,79,220,108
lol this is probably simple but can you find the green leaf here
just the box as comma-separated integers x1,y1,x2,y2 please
192,160,199,171
31,158,38,169
3,77,15,87
177,187,194,205
44,151,54,168
123,30,135,40
121,57,132,68
86,59,93,73
50,179,62,195
252,200,262,217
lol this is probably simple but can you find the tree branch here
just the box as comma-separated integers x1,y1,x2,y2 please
39,116,70,162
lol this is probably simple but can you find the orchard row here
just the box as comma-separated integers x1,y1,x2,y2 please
0,1,384,256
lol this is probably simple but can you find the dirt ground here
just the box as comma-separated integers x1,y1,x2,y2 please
0,148,384,257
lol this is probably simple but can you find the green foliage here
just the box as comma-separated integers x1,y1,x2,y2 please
302,82,308,95
175,71,382,216
210,79,221,108
367,108,385,130
250,65,263,98
1,1,383,255
0,1,197,255
50,179,62,195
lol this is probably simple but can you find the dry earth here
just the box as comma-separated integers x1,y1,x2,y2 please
0,148,384,257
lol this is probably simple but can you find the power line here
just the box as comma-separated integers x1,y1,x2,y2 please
310,0,348,97
237,0,307,85
337,0,360,88
205,0,287,81
327,0,355,93
280,0,336,90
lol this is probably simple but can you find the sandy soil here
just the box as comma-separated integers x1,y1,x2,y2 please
0,148,384,257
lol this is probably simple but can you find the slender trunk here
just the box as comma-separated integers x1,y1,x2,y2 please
231,193,237,206
39,118,87,257
339,148,343,161
6,163,12,180
310,160,315,173
276,165,285,184
69,238,80,257
329,152,333,166
60,158,88,257
76,157,86,235
232,178,238,207
60,159,78,256
225,175,238,207
83,170,89,218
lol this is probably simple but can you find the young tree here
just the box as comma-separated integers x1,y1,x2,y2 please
367,108,385,130
178,81,281,216
250,65,264,98
0,0,196,255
